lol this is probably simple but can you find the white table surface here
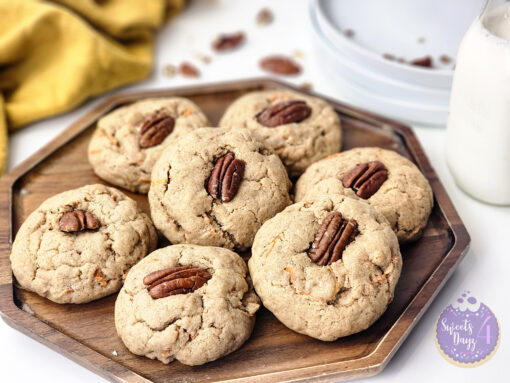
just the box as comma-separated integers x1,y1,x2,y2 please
2,1,508,382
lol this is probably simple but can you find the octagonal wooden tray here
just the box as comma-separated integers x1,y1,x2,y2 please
0,79,470,382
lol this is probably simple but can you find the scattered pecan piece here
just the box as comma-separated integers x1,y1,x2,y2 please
410,56,433,68
308,212,358,266
256,100,311,127
139,112,175,148
259,55,301,75
59,210,100,232
143,266,212,299
212,31,245,52
256,8,273,26
206,152,246,202
342,161,388,199
439,54,452,64
179,62,200,77
299,82,313,91
344,29,355,38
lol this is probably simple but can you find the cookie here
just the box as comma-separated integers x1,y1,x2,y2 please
89,97,209,193
115,244,260,366
148,127,292,251
10,184,158,304
248,194,402,341
219,89,342,177
295,147,433,243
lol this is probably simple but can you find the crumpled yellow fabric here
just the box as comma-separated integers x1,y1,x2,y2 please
0,0,185,175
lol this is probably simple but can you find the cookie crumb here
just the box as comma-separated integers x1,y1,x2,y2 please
382,53,395,61
163,64,177,78
293,49,305,59
195,53,211,64
256,8,274,26
417,37,426,44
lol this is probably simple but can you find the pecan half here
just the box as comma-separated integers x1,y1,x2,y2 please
143,266,212,299
308,212,358,266
59,210,100,232
212,31,245,52
256,100,311,127
206,152,246,202
342,161,388,199
259,55,301,75
139,112,175,148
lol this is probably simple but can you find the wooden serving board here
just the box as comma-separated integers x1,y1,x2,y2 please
0,79,470,383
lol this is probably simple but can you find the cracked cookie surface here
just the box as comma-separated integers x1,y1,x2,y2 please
295,147,434,243
89,97,209,193
148,127,292,251
10,184,158,304
115,244,260,366
248,195,402,341
219,90,342,177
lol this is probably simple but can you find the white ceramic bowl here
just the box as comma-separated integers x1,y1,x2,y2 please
310,6,451,106
313,0,483,89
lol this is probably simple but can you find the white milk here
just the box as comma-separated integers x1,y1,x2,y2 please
446,1,510,205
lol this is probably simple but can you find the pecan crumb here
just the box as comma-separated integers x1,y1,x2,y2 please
410,56,433,68
344,29,355,38
259,55,301,75
439,54,452,64
299,82,313,91
179,62,200,78
256,8,273,26
212,31,245,52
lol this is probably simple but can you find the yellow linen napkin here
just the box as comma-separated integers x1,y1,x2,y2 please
0,0,185,175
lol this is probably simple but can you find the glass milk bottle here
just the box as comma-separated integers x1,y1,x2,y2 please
446,0,510,205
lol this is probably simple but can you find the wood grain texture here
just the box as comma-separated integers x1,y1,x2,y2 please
0,79,470,383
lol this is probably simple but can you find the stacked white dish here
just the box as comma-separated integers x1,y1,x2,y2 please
308,0,484,125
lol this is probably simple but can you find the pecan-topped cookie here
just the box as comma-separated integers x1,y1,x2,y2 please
295,147,434,243
10,184,158,304
115,244,260,365
248,194,402,341
219,90,342,177
148,127,292,251
88,97,209,193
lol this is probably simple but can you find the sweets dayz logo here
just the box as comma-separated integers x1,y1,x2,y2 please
435,291,500,367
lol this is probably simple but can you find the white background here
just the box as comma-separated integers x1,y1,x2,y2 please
1,1,509,382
